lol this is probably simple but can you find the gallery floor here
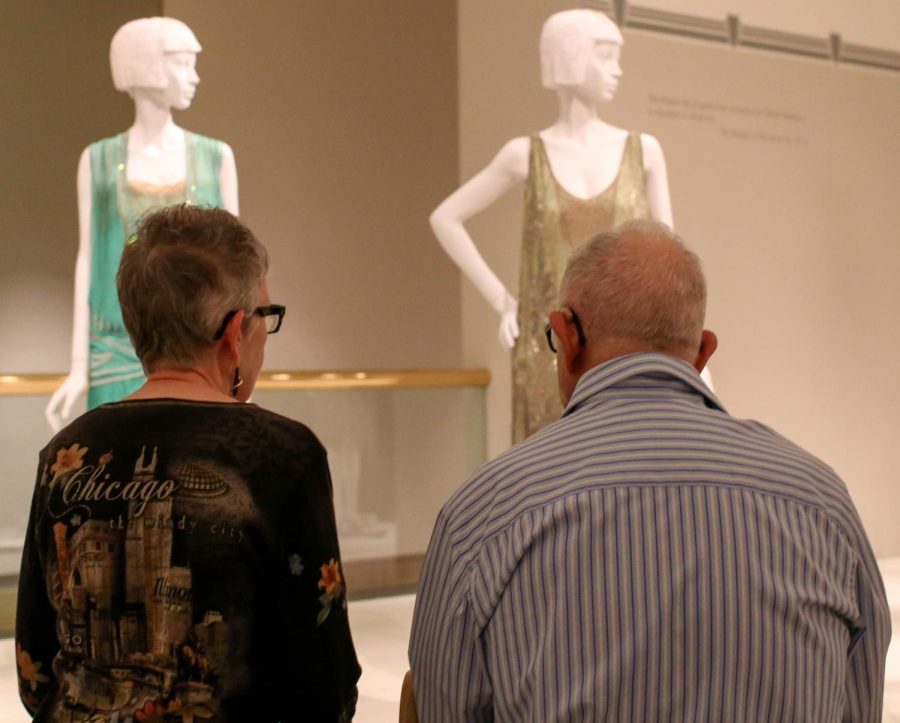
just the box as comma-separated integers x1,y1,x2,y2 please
2,561,899,722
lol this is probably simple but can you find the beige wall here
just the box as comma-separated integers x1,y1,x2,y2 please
0,1,460,373
628,0,900,51
162,0,461,371
457,0,900,556
0,0,161,372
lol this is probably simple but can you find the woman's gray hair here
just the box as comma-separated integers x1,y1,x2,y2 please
117,204,269,372
560,220,706,354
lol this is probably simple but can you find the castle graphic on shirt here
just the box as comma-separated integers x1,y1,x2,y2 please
46,446,229,719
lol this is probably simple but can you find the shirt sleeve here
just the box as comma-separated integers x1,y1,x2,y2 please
15,457,59,715
264,440,361,722
844,548,892,722
409,508,493,722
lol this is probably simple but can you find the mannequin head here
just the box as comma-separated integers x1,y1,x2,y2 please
540,9,623,91
110,17,201,107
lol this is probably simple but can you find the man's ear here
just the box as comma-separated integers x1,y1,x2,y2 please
549,308,584,374
693,329,717,374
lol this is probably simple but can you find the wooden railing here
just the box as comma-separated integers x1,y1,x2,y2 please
0,369,490,396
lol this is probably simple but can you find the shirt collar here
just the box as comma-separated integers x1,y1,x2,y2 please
561,352,725,417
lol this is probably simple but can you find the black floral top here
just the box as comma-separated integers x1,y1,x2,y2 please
16,399,361,722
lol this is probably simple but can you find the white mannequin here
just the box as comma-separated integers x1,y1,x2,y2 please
46,18,239,431
430,9,672,349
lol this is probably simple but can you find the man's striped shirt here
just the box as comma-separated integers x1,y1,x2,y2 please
409,353,890,722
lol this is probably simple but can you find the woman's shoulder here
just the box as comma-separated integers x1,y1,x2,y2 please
57,400,324,453
238,404,323,446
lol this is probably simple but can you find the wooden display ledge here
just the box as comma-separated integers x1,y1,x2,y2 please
0,577,14,638
0,369,490,396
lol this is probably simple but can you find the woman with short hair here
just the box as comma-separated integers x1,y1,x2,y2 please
17,204,360,722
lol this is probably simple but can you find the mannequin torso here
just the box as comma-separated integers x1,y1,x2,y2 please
429,126,671,345
541,128,629,198
125,124,188,187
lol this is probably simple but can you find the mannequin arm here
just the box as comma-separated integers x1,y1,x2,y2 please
46,148,92,432
641,133,674,227
219,142,239,215
429,137,529,348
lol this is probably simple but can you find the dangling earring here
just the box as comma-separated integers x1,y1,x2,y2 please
231,366,244,398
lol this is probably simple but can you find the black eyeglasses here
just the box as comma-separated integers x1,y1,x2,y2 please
545,308,587,353
213,304,286,340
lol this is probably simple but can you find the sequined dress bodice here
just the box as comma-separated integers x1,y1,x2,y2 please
87,131,225,409
512,132,651,442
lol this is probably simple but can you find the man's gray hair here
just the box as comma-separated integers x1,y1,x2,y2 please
560,220,706,354
117,204,269,372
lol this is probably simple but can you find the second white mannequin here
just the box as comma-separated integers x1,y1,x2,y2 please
430,9,679,442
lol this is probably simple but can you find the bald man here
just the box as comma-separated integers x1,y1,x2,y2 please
409,221,889,722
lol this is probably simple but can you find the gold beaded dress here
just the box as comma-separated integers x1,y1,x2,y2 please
512,131,651,443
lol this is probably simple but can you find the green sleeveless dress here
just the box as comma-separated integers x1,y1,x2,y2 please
87,131,225,409
512,132,651,443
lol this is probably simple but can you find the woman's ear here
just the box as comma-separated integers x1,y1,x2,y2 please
220,309,246,360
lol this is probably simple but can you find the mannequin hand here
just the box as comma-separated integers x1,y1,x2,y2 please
497,294,519,350
45,373,87,432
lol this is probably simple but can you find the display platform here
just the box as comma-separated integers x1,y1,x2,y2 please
0,368,489,629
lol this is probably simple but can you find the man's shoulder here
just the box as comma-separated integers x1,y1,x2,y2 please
733,416,843,480
439,421,577,542
708,414,864,537
446,406,847,522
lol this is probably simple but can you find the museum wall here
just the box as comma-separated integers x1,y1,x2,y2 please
160,0,461,372
457,0,900,556
0,0,162,373
0,0,461,374
624,0,900,51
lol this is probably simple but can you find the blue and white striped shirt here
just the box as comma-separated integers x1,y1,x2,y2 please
409,353,890,722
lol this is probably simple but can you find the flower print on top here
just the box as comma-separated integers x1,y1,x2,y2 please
317,558,347,625
134,700,167,722
49,442,88,486
16,645,50,693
